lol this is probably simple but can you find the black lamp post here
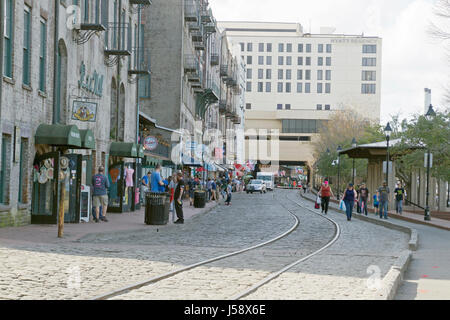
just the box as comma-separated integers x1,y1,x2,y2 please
351,138,357,185
424,104,436,221
337,146,342,200
384,123,392,188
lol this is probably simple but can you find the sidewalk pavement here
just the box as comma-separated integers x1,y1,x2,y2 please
0,198,219,246
301,190,450,300
310,190,450,231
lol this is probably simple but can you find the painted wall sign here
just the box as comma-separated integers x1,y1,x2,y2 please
78,61,104,97
144,136,158,151
72,100,97,122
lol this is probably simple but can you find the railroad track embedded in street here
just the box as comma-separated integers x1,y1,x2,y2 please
91,190,341,300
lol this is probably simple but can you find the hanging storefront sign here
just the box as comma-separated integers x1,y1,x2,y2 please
72,100,97,122
78,61,104,97
143,136,158,151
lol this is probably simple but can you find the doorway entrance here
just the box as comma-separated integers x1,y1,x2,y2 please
32,152,60,224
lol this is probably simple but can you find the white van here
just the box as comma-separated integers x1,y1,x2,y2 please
257,172,275,191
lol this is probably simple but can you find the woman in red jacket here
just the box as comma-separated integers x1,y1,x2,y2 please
318,180,335,215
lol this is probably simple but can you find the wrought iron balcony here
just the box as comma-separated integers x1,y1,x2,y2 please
210,53,219,66
232,115,241,124
191,31,203,43
219,100,227,114
104,23,132,56
203,22,216,33
207,79,220,100
220,64,229,77
70,4,106,44
184,55,199,73
185,0,199,22
194,41,205,51
226,75,237,87
188,22,201,32
128,47,151,75
130,0,152,4
201,8,212,23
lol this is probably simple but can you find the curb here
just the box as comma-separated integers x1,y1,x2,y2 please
299,193,417,300
379,250,412,300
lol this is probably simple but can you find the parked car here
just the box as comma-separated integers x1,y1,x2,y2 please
246,180,267,194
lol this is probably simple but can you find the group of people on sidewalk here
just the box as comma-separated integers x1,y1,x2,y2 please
141,165,186,224
88,165,242,225
317,179,406,222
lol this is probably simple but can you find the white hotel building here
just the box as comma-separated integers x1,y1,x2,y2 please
217,22,382,170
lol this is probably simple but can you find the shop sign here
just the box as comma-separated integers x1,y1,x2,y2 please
78,61,104,97
72,100,97,122
144,136,158,151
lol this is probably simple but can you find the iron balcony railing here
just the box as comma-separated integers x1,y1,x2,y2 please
206,76,220,100
129,47,151,75
191,31,203,43
220,64,229,77
184,0,199,22
184,55,200,73
188,22,201,32
210,53,219,66
194,41,205,51
219,100,227,114
232,114,241,124
201,8,212,23
130,0,152,4
104,22,132,56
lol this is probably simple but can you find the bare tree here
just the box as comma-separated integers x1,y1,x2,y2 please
430,0,450,105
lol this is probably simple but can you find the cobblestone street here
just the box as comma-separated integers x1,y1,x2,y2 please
0,190,409,300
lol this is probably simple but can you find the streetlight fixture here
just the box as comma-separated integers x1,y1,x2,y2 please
424,104,436,221
351,138,357,185
337,146,342,200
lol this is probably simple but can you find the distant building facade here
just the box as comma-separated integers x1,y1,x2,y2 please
218,21,382,171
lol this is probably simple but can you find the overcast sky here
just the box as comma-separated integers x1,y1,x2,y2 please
209,0,449,124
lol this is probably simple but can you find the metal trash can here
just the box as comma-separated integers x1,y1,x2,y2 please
194,190,206,208
145,192,170,225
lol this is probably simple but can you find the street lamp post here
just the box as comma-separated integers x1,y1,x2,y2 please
384,123,392,188
337,146,342,200
424,104,436,221
351,138,357,186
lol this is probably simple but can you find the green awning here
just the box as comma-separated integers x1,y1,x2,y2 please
110,143,144,158
79,129,96,149
35,124,82,148
110,142,138,158
137,144,145,159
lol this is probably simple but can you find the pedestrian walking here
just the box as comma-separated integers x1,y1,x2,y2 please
151,164,165,193
394,182,406,215
211,178,217,201
358,183,370,216
303,182,308,194
318,180,334,215
221,178,227,199
206,178,212,202
225,183,232,206
92,166,110,223
342,183,357,221
174,172,185,224
377,181,390,219
169,174,176,213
